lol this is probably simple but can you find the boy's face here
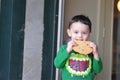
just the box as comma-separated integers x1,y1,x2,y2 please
67,22,91,41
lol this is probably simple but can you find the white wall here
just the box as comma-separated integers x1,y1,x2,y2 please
22,0,44,80
64,0,99,43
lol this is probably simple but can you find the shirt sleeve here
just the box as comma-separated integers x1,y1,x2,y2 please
93,57,103,73
54,45,70,68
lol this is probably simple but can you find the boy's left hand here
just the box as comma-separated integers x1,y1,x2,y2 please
89,41,99,60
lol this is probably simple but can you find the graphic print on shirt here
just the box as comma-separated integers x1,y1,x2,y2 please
66,53,91,76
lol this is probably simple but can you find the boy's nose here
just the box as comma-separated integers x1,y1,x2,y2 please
77,34,83,40
78,33,82,37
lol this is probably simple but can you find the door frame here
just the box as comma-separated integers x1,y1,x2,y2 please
101,0,113,79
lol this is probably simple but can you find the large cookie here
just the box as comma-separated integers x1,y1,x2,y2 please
72,41,92,54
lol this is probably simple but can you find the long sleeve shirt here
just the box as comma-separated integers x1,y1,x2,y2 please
54,45,103,80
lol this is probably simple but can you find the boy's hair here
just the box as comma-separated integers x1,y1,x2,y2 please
68,15,92,32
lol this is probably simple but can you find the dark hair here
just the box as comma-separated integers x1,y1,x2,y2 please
68,15,92,32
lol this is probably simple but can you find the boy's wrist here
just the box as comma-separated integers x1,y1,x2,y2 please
66,47,71,54
93,53,99,60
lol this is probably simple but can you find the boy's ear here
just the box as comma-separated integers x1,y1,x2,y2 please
67,29,71,37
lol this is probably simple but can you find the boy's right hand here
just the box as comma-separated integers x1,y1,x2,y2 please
66,40,77,53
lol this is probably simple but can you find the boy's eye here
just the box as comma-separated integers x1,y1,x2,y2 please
74,31,78,34
83,32,86,34
82,32,87,34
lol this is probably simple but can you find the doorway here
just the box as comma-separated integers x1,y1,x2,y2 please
56,0,103,80
56,0,111,80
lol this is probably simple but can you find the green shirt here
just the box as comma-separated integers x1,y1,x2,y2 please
54,45,103,80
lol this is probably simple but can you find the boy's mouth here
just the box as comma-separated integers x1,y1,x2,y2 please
75,39,83,41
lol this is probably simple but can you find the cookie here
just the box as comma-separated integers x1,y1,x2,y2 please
72,41,92,54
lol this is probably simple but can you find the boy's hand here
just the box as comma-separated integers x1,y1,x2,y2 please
89,41,99,60
67,40,76,53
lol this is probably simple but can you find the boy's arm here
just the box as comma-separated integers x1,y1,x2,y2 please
93,57,103,73
54,45,70,68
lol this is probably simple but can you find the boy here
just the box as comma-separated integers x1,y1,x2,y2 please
54,15,103,80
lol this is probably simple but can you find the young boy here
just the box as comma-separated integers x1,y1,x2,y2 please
54,15,103,80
